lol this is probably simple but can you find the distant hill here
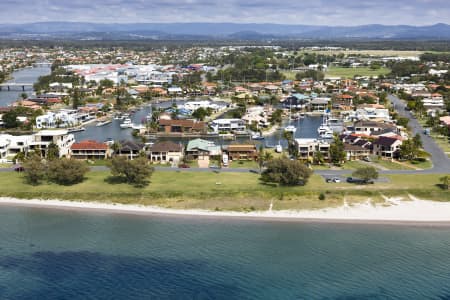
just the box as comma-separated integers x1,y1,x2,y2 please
0,22,449,40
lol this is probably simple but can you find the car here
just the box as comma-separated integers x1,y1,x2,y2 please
363,156,371,162
209,164,220,169
326,177,341,183
178,164,190,169
14,165,25,172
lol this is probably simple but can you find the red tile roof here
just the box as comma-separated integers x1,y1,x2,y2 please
71,140,108,150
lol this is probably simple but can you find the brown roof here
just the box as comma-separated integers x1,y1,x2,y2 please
159,119,206,130
150,141,183,152
344,144,368,151
71,140,108,150
227,145,257,152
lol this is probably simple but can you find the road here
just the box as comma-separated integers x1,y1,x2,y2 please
388,94,450,173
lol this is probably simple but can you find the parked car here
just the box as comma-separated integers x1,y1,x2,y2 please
178,163,190,169
14,165,25,172
363,156,371,162
326,177,341,183
346,177,374,184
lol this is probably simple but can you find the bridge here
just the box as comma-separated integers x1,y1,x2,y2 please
0,83,34,91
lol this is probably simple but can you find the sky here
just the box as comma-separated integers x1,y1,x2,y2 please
0,0,449,26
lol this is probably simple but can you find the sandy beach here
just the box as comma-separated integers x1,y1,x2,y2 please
1,195,450,224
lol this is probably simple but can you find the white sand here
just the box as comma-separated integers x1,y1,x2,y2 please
0,196,450,223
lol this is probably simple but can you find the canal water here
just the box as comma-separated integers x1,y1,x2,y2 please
0,66,51,107
0,67,322,145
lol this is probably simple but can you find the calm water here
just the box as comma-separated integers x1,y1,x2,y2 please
0,67,51,107
1,206,450,299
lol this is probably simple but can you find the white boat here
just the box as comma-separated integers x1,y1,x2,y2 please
251,132,265,140
132,124,146,130
96,120,112,127
120,118,132,129
67,127,85,133
275,144,283,153
284,125,297,133
317,124,332,135
320,131,334,139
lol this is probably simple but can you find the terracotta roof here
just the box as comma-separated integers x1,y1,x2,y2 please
71,140,108,150
339,94,354,99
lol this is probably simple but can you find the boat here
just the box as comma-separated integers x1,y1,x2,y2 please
317,124,332,135
67,127,85,133
132,124,146,130
320,130,334,139
96,120,112,127
251,132,265,140
275,144,283,153
120,118,133,129
284,125,297,133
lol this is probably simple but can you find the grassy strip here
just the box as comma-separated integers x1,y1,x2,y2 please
325,66,391,78
0,172,448,211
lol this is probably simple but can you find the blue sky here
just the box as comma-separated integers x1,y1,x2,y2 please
1,0,448,25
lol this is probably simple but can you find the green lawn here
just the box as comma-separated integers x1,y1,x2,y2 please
372,159,415,170
325,66,391,78
228,160,259,169
0,171,448,211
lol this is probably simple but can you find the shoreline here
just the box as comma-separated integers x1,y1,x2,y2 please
1,196,450,226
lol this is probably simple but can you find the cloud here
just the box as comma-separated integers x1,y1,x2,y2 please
0,0,449,25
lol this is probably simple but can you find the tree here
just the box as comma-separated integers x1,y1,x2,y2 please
257,146,273,173
1,110,19,128
400,135,422,161
192,107,208,121
110,156,154,187
47,158,89,185
313,150,325,165
111,142,122,156
352,166,379,183
20,92,28,100
261,158,312,186
439,175,449,190
329,135,346,165
46,142,60,161
22,153,46,185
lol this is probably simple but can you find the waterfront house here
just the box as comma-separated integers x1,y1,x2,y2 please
223,144,258,161
70,140,110,160
159,119,207,134
210,119,246,133
148,141,184,164
295,139,331,162
116,140,145,160
30,130,75,158
186,139,221,160
352,121,399,137
0,134,33,162
309,98,331,113
372,136,403,159
344,143,371,161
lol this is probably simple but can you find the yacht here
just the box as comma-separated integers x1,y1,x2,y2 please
251,132,265,140
96,120,112,127
284,125,297,133
120,118,133,129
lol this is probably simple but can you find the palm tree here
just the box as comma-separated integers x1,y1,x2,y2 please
111,142,122,157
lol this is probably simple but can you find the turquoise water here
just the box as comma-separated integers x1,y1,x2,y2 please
1,206,450,299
